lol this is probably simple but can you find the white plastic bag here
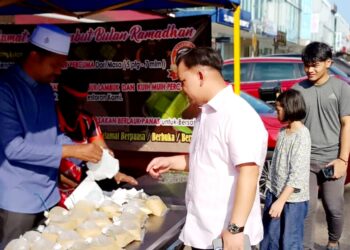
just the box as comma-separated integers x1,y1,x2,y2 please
86,149,119,181
4,238,30,250
64,176,104,209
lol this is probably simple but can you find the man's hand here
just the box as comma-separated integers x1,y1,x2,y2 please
222,230,245,250
114,172,138,185
328,159,348,179
146,157,173,179
62,144,103,163
146,155,189,179
74,144,103,163
269,199,285,218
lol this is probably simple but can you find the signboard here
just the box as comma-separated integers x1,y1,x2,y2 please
0,16,211,152
216,8,251,31
275,30,287,47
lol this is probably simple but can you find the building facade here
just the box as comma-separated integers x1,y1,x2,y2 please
177,0,350,58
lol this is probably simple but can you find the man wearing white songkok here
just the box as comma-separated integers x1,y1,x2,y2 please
0,24,103,248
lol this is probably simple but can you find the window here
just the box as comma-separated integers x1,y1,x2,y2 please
298,63,306,77
222,63,250,82
251,62,298,81
222,64,233,82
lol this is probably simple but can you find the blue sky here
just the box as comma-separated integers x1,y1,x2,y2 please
332,0,350,24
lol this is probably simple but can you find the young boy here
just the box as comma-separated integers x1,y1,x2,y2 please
293,42,350,250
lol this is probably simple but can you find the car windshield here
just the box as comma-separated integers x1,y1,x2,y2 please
240,92,276,115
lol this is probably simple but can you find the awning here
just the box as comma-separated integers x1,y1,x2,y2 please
14,10,165,24
0,0,240,18
0,0,242,93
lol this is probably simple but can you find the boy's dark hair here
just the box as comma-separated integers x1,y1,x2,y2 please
301,42,332,64
276,89,306,122
175,47,223,72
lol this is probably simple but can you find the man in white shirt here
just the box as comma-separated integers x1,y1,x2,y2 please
146,47,268,250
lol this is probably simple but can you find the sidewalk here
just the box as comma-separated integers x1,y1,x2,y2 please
183,184,350,250
314,184,350,250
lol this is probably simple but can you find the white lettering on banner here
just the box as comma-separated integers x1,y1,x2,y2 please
97,117,161,126
96,117,195,126
159,118,195,127
144,59,167,70
87,93,123,102
0,61,14,69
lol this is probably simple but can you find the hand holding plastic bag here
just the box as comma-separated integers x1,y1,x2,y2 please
86,149,119,181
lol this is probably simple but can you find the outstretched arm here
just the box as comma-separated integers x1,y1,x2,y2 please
146,154,189,179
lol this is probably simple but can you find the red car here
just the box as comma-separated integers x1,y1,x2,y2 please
239,91,281,150
239,91,282,198
223,57,306,101
223,57,350,103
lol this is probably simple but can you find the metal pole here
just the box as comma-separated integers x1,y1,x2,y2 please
233,5,241,94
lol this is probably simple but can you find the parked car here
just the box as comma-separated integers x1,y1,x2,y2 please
239,91,281,149
240,91,282,199
223,57,350,103
268,53,350,83
333,57,350,77
222,57,307,102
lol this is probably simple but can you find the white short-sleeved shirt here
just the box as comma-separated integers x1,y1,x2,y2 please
179,86,268,249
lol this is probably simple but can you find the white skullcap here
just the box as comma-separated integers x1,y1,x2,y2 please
29,24,71,55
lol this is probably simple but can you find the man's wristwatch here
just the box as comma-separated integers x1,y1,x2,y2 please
227,223,244,234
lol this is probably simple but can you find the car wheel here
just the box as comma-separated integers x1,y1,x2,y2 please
260,159,271,202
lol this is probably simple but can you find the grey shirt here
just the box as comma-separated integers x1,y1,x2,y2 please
266,126,311,202
293,77,350,166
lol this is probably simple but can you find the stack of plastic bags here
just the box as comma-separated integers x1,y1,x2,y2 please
5,148,168,250
5,188,168,250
